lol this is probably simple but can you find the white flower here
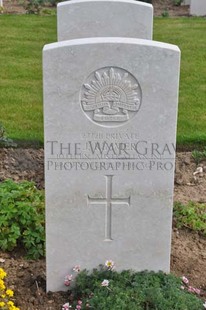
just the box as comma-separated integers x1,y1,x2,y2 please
101,279,109,287
67,274,73,281
64,274,73,286
73,265,81,272
62,302,71,309
203,301,206,309
181,276,189,284
105,260,115,270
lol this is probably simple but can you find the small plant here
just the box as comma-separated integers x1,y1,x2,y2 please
0,268,20,310
192,148,206,165
23,0,45,14
46,0,64,6
173,0,183,6
0,180,45,259
173,201,206,236
0,123,16,148
162,9,169,17
63,261,205,310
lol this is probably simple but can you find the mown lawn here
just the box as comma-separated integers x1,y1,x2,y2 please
0,15,56,145
0,15,205,147
154,17,206,147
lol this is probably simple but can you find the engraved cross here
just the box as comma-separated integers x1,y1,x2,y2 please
87,175,130,241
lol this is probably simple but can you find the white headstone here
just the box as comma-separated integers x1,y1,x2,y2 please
57,0,153,41
0,0,3,7
43,37,180,292
190,0,206,15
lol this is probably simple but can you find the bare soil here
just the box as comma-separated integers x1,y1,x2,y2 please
2,0,190,16
153,0,189,16
2,0,27,14
0,148,206,309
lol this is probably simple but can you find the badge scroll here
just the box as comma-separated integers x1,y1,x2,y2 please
81,67,142,127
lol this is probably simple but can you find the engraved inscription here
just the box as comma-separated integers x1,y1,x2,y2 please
87,175,130,241
81,67,142,127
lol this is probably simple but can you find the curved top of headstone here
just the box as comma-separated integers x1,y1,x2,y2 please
44,37,180,54
57,0,153,41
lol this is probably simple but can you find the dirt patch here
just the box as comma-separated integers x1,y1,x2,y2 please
175,152,206,204
171,229,206,290
0,148,206,309
0,148,44,189
153,0,189,16
0,251,67,310
2,0,26,14
2,0,190,16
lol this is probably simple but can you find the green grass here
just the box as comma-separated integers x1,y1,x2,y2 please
154,18,206,147
0,15,57,144
0,15,205,147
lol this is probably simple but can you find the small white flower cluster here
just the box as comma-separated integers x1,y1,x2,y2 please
63,260,116,309
62,300,83,310
64,265,81,287
101,260,115,288
105,259,115,271
101,279,109,287
62,302,71,310
181,276,201,295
